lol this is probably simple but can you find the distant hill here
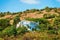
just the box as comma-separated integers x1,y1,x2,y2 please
0,7,60,24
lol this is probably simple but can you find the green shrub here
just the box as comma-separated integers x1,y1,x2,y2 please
47,30,58,35
26,18,49,24
0,26,3,31
45,7,51,12
43,14,56,19
17,26,28,35
2,26,17,37
0,12,5,17
0,19,11,30
54,18,60,25
13,15,20,26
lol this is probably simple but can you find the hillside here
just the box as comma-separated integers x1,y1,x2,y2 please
0,7,60,24
1,7,60,40
0,7,60,19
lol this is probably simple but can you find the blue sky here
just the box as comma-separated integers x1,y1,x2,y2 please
0,0,60,12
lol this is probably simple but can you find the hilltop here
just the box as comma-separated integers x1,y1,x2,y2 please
0,7,60,24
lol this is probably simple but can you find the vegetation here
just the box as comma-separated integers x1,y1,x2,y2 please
43,14,56,19
45,7,51,12
0,7,60,40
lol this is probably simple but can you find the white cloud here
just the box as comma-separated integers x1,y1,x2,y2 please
20,0,39,4
57,0,60,2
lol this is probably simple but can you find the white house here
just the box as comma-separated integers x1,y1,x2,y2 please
16,20,39,30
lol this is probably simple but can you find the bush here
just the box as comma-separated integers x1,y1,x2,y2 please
45,7,51,12
54,18,60,25
43,14,56,19
47,30,58,34
13,15,20,26
0,26,3,31
0,19,11,30
2,26,17,37
0,12,5,17
16,26,28,35
26,18,49,24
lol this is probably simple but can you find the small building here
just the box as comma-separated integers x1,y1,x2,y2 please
16,20,39,30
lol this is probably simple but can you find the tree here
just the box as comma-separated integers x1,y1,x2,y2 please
30,9,39,13
13,15,20,36
16,26,28,35
2,26,17,37
0,19,10,30
54,8,57,12
6,11,11,15
13,15,20,26
0,12,5,17
45,7,51,12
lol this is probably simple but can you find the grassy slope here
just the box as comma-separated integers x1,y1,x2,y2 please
0,8,60,40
